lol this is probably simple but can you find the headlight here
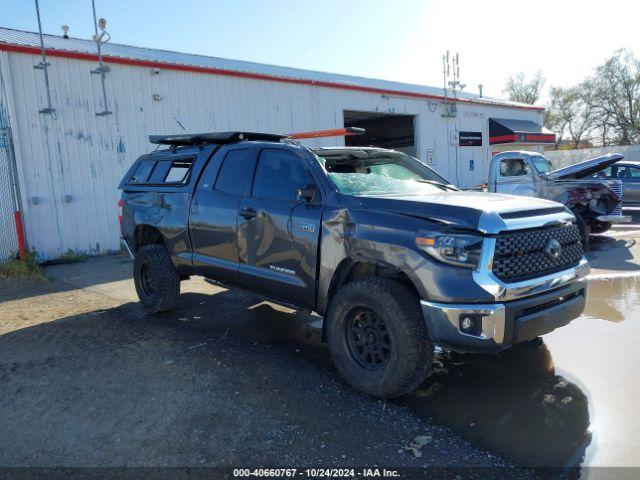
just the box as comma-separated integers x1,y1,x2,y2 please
416,233,483,268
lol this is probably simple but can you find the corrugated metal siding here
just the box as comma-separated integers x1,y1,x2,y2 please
0,58,18,262
0,103,17,262
0,27,533,109
2,47,544,260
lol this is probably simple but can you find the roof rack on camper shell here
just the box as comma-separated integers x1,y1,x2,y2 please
148,127,366,147
148,131,287,146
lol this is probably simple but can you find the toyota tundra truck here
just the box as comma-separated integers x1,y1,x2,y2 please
118,130,589,398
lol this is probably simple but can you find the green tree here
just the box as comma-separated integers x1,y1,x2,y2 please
546,84,597,148
590,49,640,145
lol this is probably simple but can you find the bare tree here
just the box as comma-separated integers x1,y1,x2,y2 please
544,95,567,148
546,84,597,148
503,71,545,105
590,49,640,145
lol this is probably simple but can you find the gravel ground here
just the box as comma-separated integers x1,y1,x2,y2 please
0,258,537,478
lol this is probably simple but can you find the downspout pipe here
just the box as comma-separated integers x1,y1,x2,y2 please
34,0,55,115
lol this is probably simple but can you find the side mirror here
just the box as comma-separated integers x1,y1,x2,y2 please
296,184,316,203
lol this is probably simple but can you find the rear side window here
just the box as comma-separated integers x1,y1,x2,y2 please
164,158,193,184
215,149,251,194
252,149,312,201
130,161,156,184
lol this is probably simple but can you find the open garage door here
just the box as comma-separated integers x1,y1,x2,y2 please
343,111,415,155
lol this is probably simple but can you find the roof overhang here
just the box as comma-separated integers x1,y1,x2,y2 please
0,27,545,113
489,118,555,145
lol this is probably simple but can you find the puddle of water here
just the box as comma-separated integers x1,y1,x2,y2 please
403,276,640,469
178,279,640,470
545,277,640,468
582,276,640,322
404,343,591,468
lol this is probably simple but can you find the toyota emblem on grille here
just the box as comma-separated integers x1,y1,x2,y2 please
544,238,562,260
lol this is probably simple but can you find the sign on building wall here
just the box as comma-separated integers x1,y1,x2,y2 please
426,149,436,165
459,131,482,147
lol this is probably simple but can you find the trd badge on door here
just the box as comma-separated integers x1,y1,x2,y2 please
300,223,316,233
269,265,296,276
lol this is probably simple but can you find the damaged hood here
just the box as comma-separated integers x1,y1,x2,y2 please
357,191,563,230
549,153,624,180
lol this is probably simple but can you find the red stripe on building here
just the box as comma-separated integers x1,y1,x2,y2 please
0,42,545,112
489,134,518,144
489,133,556,144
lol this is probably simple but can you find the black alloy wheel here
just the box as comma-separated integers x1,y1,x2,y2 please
346,308,391,369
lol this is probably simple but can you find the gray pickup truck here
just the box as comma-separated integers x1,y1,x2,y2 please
119,131,589,398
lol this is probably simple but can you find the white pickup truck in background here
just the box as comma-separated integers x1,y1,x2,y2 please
487,151,630,242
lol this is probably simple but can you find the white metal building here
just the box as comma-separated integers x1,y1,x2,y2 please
0,27,553,261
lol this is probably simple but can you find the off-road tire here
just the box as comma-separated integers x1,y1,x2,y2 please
326,277,433,399
589,221,612,234
133,244,180,313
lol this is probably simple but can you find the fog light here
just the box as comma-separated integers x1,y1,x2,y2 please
461,316,474,331
459,314,483,336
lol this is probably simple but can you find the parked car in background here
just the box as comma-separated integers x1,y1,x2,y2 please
488,151,629,240
591,161,640,206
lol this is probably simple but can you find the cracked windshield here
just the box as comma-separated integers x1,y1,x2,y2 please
320,151,452,196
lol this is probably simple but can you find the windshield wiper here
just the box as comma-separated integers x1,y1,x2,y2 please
416,179,457,190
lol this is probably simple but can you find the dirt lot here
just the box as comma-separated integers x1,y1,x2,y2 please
0,258,530,477
1,219,640,477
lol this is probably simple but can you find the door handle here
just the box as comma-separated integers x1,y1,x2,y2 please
239,207,257,219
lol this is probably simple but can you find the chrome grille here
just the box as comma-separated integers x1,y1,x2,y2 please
608,179,623,216
492,224,583,283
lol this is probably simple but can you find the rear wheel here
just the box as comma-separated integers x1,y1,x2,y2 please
326,277,433,398
134,244,180,313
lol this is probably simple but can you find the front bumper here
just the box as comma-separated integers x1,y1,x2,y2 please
596,214,631,223
420,273,588,352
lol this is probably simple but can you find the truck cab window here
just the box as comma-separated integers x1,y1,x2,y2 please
252,149,313,201
215,149,251,194
500,159,530,177
531,155,552,174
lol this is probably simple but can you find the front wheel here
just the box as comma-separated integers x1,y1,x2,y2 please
326,277,433,398
589,221,612,234
134,244,180,313
575,214,591,249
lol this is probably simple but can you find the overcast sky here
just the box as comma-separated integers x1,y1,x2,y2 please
3,0,640,104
